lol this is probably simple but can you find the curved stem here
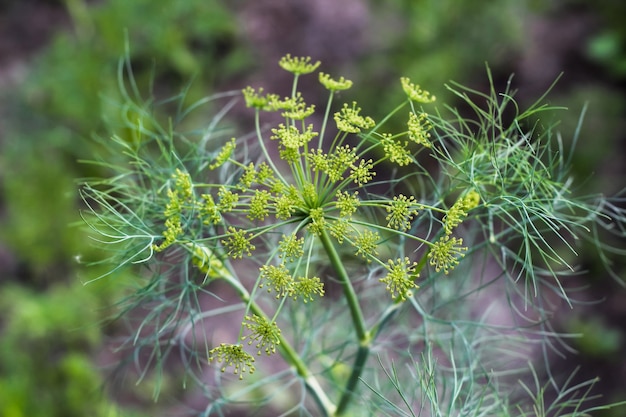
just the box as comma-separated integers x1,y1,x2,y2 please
222,272,337,416
318,229,371,415
318,229,368,341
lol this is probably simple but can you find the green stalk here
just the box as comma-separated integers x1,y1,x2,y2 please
222,271,337,416
318,229,371,415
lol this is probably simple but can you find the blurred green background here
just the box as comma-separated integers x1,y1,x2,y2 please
0,0,624,415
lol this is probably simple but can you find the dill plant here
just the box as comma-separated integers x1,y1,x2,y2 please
81,55,626,416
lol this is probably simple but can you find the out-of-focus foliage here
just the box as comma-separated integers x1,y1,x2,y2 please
357,0,527,121
0,1,249,415
0,279,147,417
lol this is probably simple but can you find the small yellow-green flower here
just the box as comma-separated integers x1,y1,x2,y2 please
222,227,256,259
153,172,194,252
269,93,316,120
199,193,221,225
307,207,327,236
259,263,293,297
443,190,481,235
290,276,325,303
408,112,433,148
380,133,412,166
349,158,375,186
330,218,350,244
334,102,375,133
242,314,282,356
238,162,258,190
274,192,298,220
210,138,236,170
335,191,360,218
217,187,239,212
385,194,419,231
242,86,272,110
428,235,467,274
271,124,318,150
352,229,380,260
248,189,271,221
278,234,304,262
153,215,183,252
173,168,194,201
380,257,419,301
400,77,436,103
319,72,353,91
278,54,321,75
208,343,256,380
307,145,357,182
462,189,480,210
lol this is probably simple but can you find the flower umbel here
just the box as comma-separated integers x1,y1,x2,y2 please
400,77,436,103
259,263,293,297
380,257,419,301
335,191,360,218
319,72,353,91
349,159,375,186
271,124,318,150
210,138,237,170
243,315,282,356
352,229,380,260
208,343,256,380
386,194,419,231
278,54,321,75
443,190,481,235
222,227,256,259
278,234,304,262
407,112,433,148
380,133,412,166
290,276,325,303
428,235,467,274
334,102,375,133
242,86,272,110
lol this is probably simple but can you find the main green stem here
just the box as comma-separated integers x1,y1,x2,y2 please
318,229,371,416
223,271,337,416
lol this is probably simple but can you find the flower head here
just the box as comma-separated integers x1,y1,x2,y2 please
352,229,380,260
319,72,353,91
222,227,256,259
217,187,239,212
199,193,221,225
349,158,375,186
278,54,321,75
443,190,481,235
278,234,304,262
259,263,293,297
380,133,412,166
400,77,436,103
242,86,272,110
334,102,375,133
385,194,419,231
269,93,316,120
210,138,237,170
248,189,271,221
335,191,360,218
307,207,327,236
408,112,433,148
271,123,318,150
428,235,467,274
242,315,282,356
208,343,256,380
380,257,419,301
153,170,195,251
290,276,325,303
